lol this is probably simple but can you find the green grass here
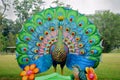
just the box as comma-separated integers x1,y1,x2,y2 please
96,53,120,80
111,49,120,53
0,53,120,80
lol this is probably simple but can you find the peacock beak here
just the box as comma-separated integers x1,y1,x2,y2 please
59,26,63,30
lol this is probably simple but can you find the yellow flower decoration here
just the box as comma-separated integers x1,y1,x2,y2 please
20,64,39,80
86,67,97,80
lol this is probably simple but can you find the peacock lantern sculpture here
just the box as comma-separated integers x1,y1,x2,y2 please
16,7,102,80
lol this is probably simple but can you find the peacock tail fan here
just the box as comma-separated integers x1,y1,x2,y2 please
16,7,102,73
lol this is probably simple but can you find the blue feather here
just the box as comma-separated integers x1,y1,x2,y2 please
66,54,96,71
34,54,52,73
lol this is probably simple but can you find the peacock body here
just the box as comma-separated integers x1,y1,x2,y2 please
16,7,102,74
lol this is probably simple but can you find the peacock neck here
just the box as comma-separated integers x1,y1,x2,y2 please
52,26,68,62
56,27,64,49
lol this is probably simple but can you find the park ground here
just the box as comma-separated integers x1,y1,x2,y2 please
0,53,120,80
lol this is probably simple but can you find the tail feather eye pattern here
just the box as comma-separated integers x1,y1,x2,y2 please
39,36,44,40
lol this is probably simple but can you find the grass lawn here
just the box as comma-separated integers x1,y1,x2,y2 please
0,53,120,80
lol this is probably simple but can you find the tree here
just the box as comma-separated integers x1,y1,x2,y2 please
1,0,11,16
0,32,7,52
8,32,16,47
88,11,120,52
52,0,65,6
2,18,16,36
52,0,71,8
13,0,45,25
14,19,22,33
0,17,16,53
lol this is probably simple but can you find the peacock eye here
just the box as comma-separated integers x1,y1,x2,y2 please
38,22,42,25
79,43,83,48
52,39,55,42
76,37,80,41
50,27,54,31
46,50,49,53
39,36,43,40
28,26,34,32
79,23,82,26
34,49,38,53
80,50,84,54
67,42,71,45
25,58,29,62
37,18,42,25
89,40,93,43
70,46,73,48
85,30,89,34
65,39,67,42
70,18,72,22
44,31,49,35
66,28,69,32
78,21,84,27
48,17,51,21
36,42,41,46
70,50,74,52
26,37,30,41
49,41,52,44
71,32,75,36
90,50,94,54
37,19,42,25
30,28,34,32
23,48,27,52
47,46,50,48
64,38,68,42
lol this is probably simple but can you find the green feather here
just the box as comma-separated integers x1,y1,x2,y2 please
16,43,28,54
77,16,88,27
88,35,100,46
18,31,32,43
84,25,97,36
44,8,55,20
17,55,30,65
33,14,44,25
23,22,36,33
67,10,78,22
56,7,66,19
90,46,102,57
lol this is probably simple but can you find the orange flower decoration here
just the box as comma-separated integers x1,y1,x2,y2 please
86,67,97,80
20,64,39,80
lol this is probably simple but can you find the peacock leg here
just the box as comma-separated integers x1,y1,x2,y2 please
60,62,65,75
54,67,57,72
53,61,57,72
61,68,63,75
